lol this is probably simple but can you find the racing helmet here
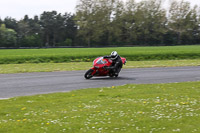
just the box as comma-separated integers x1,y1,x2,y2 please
110,51,118,60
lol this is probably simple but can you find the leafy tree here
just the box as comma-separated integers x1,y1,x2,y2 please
40,11,57,47
168,0,194,45
75,0,99,46
40,11,67,47
17,15,32,47
0,18,3,25
0,24,17,47
181,5,200,44
3,17,18,31
120,0,138,45
27,16,41,35
105,0,125,45
127,0,167,45
16,15,43,47
62,13,77,46
59,38,72,46
75,0,119,46
20,34,42,47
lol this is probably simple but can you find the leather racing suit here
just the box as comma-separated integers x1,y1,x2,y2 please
103,55,123,75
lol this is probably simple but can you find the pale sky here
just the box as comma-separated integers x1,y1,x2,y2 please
0,0,200,20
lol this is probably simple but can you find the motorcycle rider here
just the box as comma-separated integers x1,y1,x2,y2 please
103,51,123,77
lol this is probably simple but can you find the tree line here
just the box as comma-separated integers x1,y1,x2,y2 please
0,0,200,48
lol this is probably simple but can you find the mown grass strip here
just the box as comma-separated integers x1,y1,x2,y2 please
0,45,200,64
0,59,200,74
0,81,199,132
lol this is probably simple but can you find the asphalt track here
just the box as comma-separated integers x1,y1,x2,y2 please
0,66,200,99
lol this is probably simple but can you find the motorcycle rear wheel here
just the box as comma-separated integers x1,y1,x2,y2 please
84,69,94,79
109,73,114,77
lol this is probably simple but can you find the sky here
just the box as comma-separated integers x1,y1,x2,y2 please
0,0,78,20
0,0,200,20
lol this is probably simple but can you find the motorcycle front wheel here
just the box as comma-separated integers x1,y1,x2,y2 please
84,69,94,79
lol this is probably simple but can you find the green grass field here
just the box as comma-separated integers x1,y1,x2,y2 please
0,45,200,64
0,82,199,133
0,46,199,132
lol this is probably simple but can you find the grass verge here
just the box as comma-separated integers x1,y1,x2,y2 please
0,59,200,74
0,81,199,132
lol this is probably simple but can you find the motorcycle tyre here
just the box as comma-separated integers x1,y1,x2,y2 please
84,69,94,79
109,73,114,77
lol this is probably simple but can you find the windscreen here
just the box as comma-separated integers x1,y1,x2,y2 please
96,58,107,64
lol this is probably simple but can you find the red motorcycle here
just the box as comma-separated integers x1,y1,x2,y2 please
84,57,126,79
